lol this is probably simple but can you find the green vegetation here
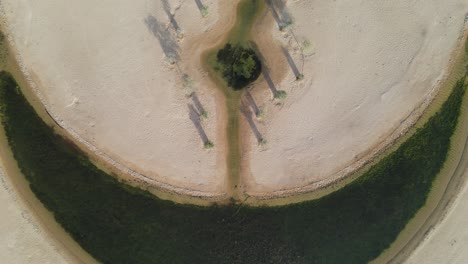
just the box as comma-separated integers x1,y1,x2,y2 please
279,18,294,32
200,5,209,18
0,65,466,263
227,0,264,44
0,31,7,65
200,110,209,120
210,0,264,90
204,140,214,149
203,0,266,194
301,39,314,56
274,90,287,99
215,43,262,90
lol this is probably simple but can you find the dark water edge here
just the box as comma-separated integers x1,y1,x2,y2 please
0,68,466,263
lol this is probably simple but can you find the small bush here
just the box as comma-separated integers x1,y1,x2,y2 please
201,5,209,18
279,19,294,31
204,140,214,149
200,111,209,120
274,90,287,99
301,39,314,56
216,43,262,90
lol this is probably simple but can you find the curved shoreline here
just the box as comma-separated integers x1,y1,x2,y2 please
1,1,466,207
0,112,98,264
243,28,468,206
372,75,468,263
0,1,235,206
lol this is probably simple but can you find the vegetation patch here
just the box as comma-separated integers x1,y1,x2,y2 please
215,43,262,90
0,68,466,263
0,31,7,65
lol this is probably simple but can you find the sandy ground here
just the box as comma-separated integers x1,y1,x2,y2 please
0,0,231,197
243,0,468,195
0,126,97,263
1,0,467,200
0,165,76,264
1,1,468,263
405,147,468,264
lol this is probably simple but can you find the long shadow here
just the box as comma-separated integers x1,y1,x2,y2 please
244,90,260,116
282,46,300,77
161,0,181,32
241,101,263,143
188,104,209,144
194,0,205,14
266,0,293,29
263,69,278,96
191,92,206,115
250,41,278,95
266,0,281,28
144,15,180,63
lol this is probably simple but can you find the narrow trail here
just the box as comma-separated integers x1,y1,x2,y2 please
202,0,267,202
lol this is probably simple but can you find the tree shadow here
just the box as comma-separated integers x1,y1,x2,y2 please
250,41,278,95
144,15,180,63
241,101,263,143
188,104,209,144
191,92,206,115
282,46,300,77
194,0,206,15
161,0,181,32
266,0,293,30
244,90,260,116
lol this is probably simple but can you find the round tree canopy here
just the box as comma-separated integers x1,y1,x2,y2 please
216,43,262,90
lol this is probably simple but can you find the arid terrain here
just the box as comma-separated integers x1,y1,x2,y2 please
1,0,468,263
0,0,231,198
243,0,468,196
1,0,466,200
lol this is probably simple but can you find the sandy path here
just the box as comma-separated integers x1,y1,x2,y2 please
243,0,468,196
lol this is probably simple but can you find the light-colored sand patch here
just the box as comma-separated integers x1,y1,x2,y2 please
0,127,96,264
0,0,230,196
244,0,468,195
405,164,468,264
0,166,75,264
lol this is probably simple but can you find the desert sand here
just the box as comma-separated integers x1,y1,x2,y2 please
0,164,77,264
1,0,468,263
405,140,468,264
0,126,97,264
243,0,468,196
1,0,467,200
0,0,231,198
406,172,468,264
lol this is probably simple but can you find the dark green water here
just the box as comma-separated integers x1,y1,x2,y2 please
1,3,467,264
0,70,465,263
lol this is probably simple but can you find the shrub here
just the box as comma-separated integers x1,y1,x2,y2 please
204,140,214,149
216,43,262,90
201,5,209,18
274,90,287,99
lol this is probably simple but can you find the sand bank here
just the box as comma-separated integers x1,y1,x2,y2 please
0,0,236,198
0,121,97,263
1,0,467,202
243,0,468,196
